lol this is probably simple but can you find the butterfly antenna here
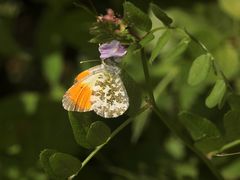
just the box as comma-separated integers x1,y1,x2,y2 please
80,59,99,64
72,0,97,17
88,0,98,16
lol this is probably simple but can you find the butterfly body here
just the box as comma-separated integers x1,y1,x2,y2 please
62,62,129,118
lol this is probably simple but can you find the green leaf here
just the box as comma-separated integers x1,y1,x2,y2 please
224,110,240,141
149,29,171,63
39,149,59,179
123,2,152,31
179,112,220,141
228,94,240,110
42,52,63,86
86,121,111,147
205,79,227,108
49,153,82,179
214,43,239,79
187,54,212,86
164,37,190,62
139,33,155,48
150,3,173,27
68,112,93,149
194,137,224,154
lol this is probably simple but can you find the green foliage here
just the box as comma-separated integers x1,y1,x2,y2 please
40,150,82,179
224,110,240,141
40,149,58,179
188,53,212,86
219,0,240,20
179,112,220,141
164,36,190,61
68,112,94,149
150,3,173,27
205,79,227,108
49,153,82,178
149,29,171,63
123,1,152,32
86,121,111,147
139,32,155,47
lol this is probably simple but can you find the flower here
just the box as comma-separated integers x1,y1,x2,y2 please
99,40,127,59
97,9,120,23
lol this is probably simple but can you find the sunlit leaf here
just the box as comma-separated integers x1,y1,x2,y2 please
49,153,82,179
150,3,173,27
219,0,240,20
188,53,211,86
123,2,152,31
149,29,171,63
86,121,111,147
179,111,220,141
214,43,239,79
68,112,93,149
205,79,227,108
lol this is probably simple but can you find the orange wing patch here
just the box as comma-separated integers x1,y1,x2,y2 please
75,70,90,82
63,82,92,112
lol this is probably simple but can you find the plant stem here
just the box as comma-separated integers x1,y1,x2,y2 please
140,49,155,105
140,48,224,180
81,104,149,170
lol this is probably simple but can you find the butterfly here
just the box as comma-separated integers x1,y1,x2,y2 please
62,61,129,118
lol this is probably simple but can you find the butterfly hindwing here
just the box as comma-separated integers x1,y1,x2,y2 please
91,70,129,118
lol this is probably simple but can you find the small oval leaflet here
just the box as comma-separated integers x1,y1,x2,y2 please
40,149,58,179
49,152,82,179
86,121,111,147
188,53,212,86
205,79,227,108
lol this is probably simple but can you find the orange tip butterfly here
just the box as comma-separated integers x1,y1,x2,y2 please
62,61,129,118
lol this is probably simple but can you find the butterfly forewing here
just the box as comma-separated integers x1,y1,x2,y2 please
62,65,103,112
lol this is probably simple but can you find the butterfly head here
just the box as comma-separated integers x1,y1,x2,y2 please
102,58,121,74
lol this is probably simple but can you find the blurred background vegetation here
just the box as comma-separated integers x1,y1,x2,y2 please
0,0,240,179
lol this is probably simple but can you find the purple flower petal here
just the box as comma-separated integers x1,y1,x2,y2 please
99,40,127,59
